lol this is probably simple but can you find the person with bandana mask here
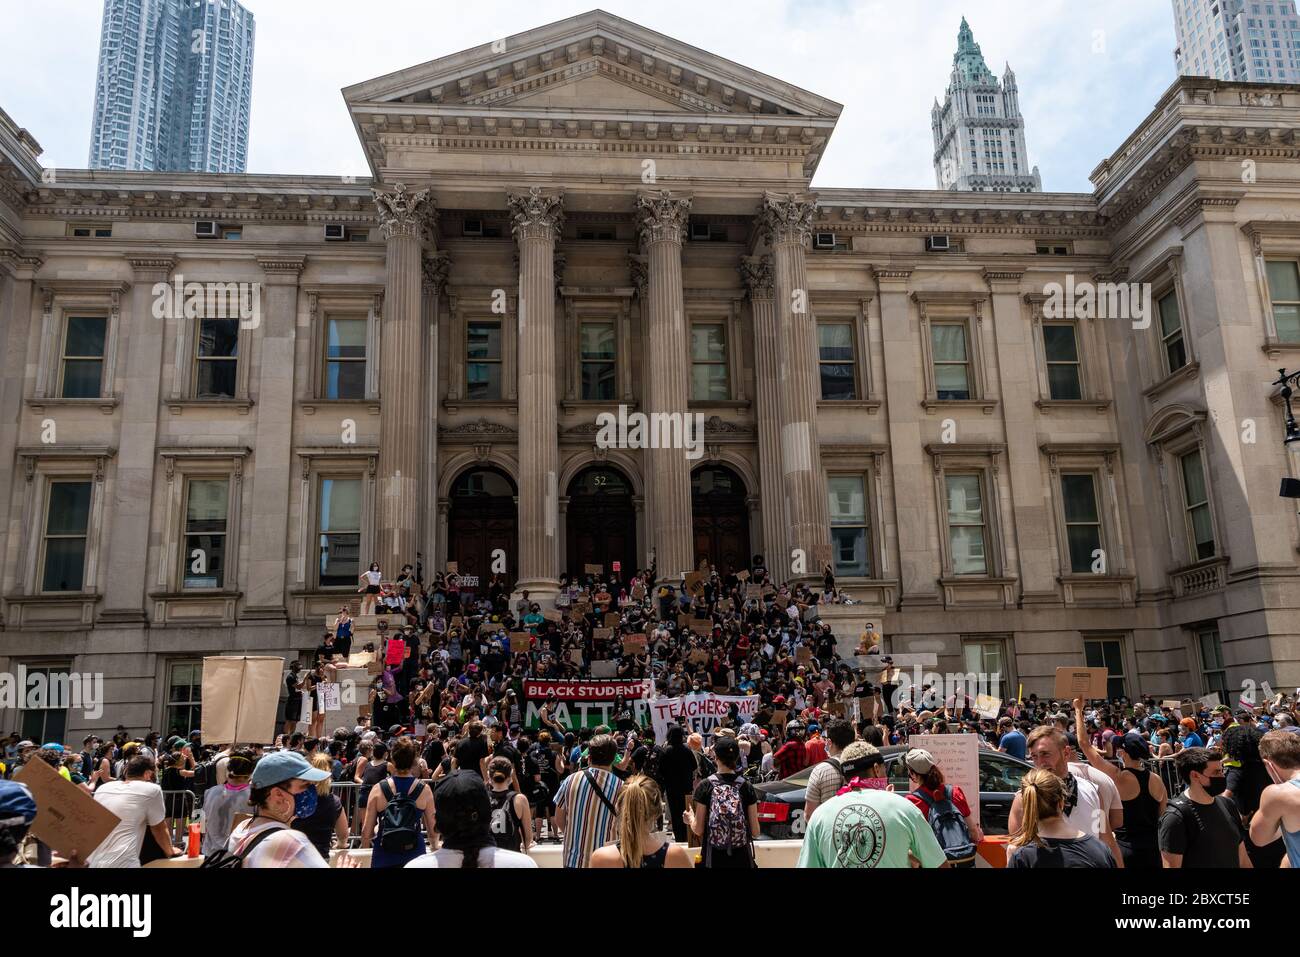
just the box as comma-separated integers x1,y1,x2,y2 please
225,750,355,868
201,748,256,855
1158,747,1251,868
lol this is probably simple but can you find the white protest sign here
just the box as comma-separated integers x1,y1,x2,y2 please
917,733,981,826
650,693,761,742
974,694,1001,720
319,681,341,712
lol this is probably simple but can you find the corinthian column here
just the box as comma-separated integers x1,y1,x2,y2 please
759,193,830,581
741,255,787,569
509,187,564,599
375,183,435,577
636,190,694,576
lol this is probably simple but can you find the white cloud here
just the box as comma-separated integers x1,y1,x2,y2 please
0,0,1175,192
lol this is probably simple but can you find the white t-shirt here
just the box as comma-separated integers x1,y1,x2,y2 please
88,780,166,868
227,819,328,868
1064,770,1105,838
405,846,536,868
1069,761,1122,823
364,569,382,586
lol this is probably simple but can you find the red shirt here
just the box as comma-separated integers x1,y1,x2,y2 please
804,736,828,765
905,784,972,818
773,740,808,779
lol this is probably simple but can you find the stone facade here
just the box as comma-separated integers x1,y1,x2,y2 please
2,10,1300,739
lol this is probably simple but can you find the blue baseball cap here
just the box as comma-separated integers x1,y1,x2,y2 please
41,743,65,752
250,750,330,789
0,780,37,824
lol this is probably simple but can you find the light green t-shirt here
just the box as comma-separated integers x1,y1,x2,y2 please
797,787,948,869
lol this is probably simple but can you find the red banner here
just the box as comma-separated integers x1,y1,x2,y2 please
524,679,651,701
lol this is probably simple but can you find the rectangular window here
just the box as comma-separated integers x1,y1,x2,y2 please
466,321,502,400
1061,473,1102,573
194,317,239,398
963,640,1005,685
1042,322,1083,400
931,321,972,400
19,666,69,743
1180,449,1216,561
580,321,616,400
1158,291,1188,374
324,317,367,400
318,477,361,587
42,480,92,592
1084,639,1127,700
1265,260,1300,342
164,661,203,738
182,478,229,589
946,473,988,575
690,323,729,400
1197,626,1231,703
828,476,870,577
817,323,857,400
60,316,107,399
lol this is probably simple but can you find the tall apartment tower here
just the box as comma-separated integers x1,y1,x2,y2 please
88,0,255,173
1172,0,1300,83
931,18,1041,193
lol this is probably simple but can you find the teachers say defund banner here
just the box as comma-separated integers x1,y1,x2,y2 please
650,693,760,742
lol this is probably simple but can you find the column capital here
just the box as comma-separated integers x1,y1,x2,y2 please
635,190,692,246
758,192,818,246
508,186,565,242
422,252,451,295
628,254,648,299
740,255,775,300
374,183,436,242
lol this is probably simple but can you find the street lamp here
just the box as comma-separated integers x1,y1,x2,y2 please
1272,369,1300,499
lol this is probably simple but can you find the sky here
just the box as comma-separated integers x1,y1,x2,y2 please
0,0,1178,193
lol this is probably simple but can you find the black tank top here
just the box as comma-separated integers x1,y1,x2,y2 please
1116,766,1161,847
618,839,669,868
488,789,521,851
359,760,389,804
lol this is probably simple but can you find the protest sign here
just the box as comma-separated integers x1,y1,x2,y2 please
15,756,120,861
201,656,284,745
975,694,1001,720
624,633,647,654
650,692,761,742
457,575,479,587
510,632,532,653
677,614,689,629
770,708,789,730
385,639,406,666
584,564,603,575
605,612,620,627
1053,667,1108,701
612,561,621,573
523,678,649,728
631,583,646,600
593,627,613,643
319,682,341,712
446,562,458,574
684,572,705,596
689,648,711,665
796,647,812,666
689,618,713,636
542,609,563,623
918,732,981,825
1161,699,1183,717
1199,692,1222,710
736,570,749,581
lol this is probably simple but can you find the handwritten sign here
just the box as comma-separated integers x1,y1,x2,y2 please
584,564,603,576
605,612,620,628
593,627,613,643
446,562,458,574
624,634,647,654
918,733,981,825
510,633,532,653
689,618,713,636
15,757,120,861
1054,667,1108,700
612,561,621,573
975,694,1001,720
319,682,342,712
542,609,563,623
684,572,705,596
736,570,750,581
689,648,711,665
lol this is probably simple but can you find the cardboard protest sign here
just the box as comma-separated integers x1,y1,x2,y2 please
746,584,762,600
770,708,789,730
510,632,532,653
15,756,121,861
736,570,750,581
604,612,620,627
593,627,613,643
542,609,563,623
446,562,458,574
366,660,383,676
689,648,711,665
975,694,1002,720
1053,667,1108,701
347,652,372,668
1199,692,1222,709
677,614,689,629
919,733,981,825
684,572,705,596
451,616,464,627
319,682,342,712
573,602,592,617
775,595,790,609
624,633,647,654
796,647,812,666
1161,699,1183,718
201,656,285,745
631,583,646,600
689,618,713,636
584,564,603,575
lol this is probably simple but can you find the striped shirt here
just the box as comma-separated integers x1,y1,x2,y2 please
228,819,328,868
554,767,622,869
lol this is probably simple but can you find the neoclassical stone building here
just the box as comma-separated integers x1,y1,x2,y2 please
2,11,1300,738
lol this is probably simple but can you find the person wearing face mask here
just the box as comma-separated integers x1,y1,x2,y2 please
88,755,181,868
1250,731,1300,868
1159,747,1252,868
226,750,351,868
201,749,257,855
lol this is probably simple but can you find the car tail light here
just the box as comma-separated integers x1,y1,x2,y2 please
757,801,790,823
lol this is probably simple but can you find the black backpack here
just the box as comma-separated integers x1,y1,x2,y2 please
199,824,281,869
912,785,977,864
377,779,426,853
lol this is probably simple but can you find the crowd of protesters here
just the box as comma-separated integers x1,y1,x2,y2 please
3,556,1300,871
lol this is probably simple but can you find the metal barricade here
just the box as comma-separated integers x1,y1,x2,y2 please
160,790,196,846
331,781,363,846
1146,757,1184,796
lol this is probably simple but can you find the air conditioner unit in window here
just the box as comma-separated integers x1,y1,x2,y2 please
323,223,347,241
462,219,484,237
925,235,952,252
195,220,219,239
689,222,712,242
813,232,837,249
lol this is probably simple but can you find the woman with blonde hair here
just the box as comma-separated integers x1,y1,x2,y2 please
590,774,693,869
292,752,349,859
1007,769,1115,869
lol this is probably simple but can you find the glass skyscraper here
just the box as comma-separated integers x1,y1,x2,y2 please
1172,0,1300,83
88,0,255,173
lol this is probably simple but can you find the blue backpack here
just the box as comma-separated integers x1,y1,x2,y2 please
912,786,977,863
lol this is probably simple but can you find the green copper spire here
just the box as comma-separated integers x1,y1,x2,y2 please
953,16,995,84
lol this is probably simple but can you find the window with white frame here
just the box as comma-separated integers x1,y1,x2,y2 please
466,321,503,400
164,661,203,738
318,477,362,587
194,317,240,399
690,322,729,400
817,323,857,400
580,321,616,400
1265,260,1300,342
931,321,972,400
324,317,367,400
963,638,1009,690
1157,290,1189,375
1042,322,1083,400
945,473,989,575
59,316,107,399
1060,472,1103,574
41,480,92,593
181,478,230,589
828,475,870,577
1179,448,1217,561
